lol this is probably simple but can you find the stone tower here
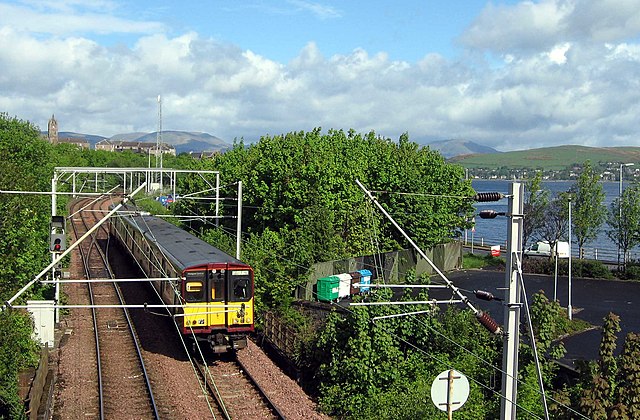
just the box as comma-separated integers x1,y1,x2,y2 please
48,114,58,144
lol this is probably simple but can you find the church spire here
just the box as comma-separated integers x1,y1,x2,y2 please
48,114,58,144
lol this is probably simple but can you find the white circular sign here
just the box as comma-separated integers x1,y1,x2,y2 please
430,369,470,412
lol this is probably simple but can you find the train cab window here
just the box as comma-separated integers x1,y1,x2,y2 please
184,271,206,302
230,270,252,302
210,270,225,302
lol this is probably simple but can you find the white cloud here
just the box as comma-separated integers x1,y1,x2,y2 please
286,0,341,20
0,1,164,35
1,0,640,152
548,43,570,64
459,0,640,54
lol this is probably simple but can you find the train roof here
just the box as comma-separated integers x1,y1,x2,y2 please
115,206,243,270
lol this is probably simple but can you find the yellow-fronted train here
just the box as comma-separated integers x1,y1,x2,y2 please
110,205,254,353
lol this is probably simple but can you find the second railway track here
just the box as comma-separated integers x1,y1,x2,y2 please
69,197,158,419
55,195,323,419
194,353,284,420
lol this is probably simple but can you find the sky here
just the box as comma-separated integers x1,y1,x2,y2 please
1,0,640,151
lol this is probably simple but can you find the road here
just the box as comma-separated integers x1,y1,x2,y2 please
429,269,640,364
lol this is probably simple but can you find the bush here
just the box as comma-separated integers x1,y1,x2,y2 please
462,253,505,270
522,257,555,275
615,263,640,280
523,257,614,279
565,259,614,279
0,312,39,419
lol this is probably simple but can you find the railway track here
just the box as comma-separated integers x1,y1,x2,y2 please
194,353,284,420
56,195,317,419
69,197,159,419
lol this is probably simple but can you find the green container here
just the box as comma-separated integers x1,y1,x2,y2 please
317,275,340,302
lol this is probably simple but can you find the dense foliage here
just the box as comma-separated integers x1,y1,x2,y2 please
552,313,640,419
569,161,607,259
313,289,502,419
173,129,476,312
3,115,638,419
607,184,640,270
0,113,54,418
522,172,549,248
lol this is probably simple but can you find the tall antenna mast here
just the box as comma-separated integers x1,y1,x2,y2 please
156,95,163,189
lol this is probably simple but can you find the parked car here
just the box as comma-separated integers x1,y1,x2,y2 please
524,241,569,258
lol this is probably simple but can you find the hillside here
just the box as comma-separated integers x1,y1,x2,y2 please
52,130,231,154
131,131,229,154
57,131,107,144
426,139,500,158
449,145,640,170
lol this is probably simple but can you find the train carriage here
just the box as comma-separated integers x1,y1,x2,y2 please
109,205,254,353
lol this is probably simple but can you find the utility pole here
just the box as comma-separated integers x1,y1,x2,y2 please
501,182,523,420
156,95,163,191
568,197,572,320
618,163,634,269
236,181,242,260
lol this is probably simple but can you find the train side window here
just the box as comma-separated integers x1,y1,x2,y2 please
230,270,251,302
210,270,225,302
184,271,206,302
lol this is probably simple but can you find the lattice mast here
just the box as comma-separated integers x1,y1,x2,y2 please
156,95,163,189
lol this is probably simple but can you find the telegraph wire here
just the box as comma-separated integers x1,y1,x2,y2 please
143,185,583,417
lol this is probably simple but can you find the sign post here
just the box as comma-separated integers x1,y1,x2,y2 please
431,369,469,419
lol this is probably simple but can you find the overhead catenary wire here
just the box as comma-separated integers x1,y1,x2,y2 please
200,205,590,418
195,203,540,411
135,209,233,418
355,179,502,334
149,182,581,417
111,208,220,417
0,189,119,197
355,181,582,418
3,182,147,310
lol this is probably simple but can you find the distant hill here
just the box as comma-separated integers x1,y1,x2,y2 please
449,145,640,170
122,131,229,154
47,130,231,154
58,131,107,144
109,132,148,142
426,139,500,158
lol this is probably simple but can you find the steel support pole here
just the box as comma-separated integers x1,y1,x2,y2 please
568,198,572,320
51,174,59,322
236,181,242,260
3,182,147,311
501,182,523,420
215,172,220,228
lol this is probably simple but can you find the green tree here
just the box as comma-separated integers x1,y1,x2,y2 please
178,129,475,313
0,312,39,419
0,113,52,418
569,161,606,259
523,172,550,248
539,193,570,258
614,332,640,418
315,288,500,419
606,184,640,270
579,313,621,419
518,292,567,418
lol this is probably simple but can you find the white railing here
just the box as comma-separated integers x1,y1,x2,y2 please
461,236,639,263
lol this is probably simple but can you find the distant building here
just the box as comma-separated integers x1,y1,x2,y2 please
187,151,219,159
46,115,90,149
47,114,58,144
95,139,176,156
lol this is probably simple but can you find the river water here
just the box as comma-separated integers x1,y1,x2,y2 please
469,179,633,261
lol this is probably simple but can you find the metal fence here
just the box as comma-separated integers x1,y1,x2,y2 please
296,242,462,301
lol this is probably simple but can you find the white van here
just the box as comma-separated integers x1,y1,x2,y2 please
524,241,569,258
